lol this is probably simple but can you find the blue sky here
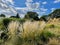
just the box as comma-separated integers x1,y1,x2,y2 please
0,0,60,17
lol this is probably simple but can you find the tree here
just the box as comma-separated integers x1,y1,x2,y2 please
3,18,11,28
10,13,20,18
49,9,60,19
0,14,6,17
24,11,39,21
16,13,20,18
10,16,16,18
40,15,49,22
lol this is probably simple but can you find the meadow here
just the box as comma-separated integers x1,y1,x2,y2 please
0,18,60,45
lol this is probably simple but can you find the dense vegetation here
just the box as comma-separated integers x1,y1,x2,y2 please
0,9,60,45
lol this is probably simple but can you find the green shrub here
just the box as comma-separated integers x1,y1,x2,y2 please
0,19,6,30
45,24,55,28
10,18,20,21
2,18,22,28
40,31,55,43
2,18,11,28
0,24,6,30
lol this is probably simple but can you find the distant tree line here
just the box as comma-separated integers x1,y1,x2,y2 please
10,13,20,18
0,14,6,17
0,9,60,22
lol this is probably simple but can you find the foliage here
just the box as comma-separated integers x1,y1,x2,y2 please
10,16,16,18
0,19,6,30
49,9,60,19
24,11,39,21
40,15,49,22
40,30,55,42
45,24,55,28
16,13,20,18
10,13,20,18
2,18,11,28
0,14,6,17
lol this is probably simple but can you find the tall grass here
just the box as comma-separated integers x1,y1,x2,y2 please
45,18,60,36
5,21,22,45
47,38,60,45
8,21,20,35
1,18,60,45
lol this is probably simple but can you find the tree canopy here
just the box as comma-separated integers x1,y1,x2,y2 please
40,15,49,22
16,13,20,18
0,14,6,17
24,11,39,21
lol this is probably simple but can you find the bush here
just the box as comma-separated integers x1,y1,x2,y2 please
0,19,6,30
45,24,55,28
0,24,6,30
2,18,11,28
40,31,55,43
2,18,22,28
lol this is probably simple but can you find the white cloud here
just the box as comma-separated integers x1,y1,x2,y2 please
15,7,28,18
15,0,47,17
16,8,28,18
40,8,48,12
2,0,14,5
0,0,47,17
0,1,8,9
38,7,48,15
40,12,46,15
6,0,14,4
25,2,40,11
26,0,33,2
42,1,47,4
51,8,56,12
20,14,25,18
0,0,27,17
54,0,60,3
25,2,32,10
15,1,40,17
0,0,17,17
33,2,40,9
15,7,28,14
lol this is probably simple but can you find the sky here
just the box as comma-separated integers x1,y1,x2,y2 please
0,0,60,17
